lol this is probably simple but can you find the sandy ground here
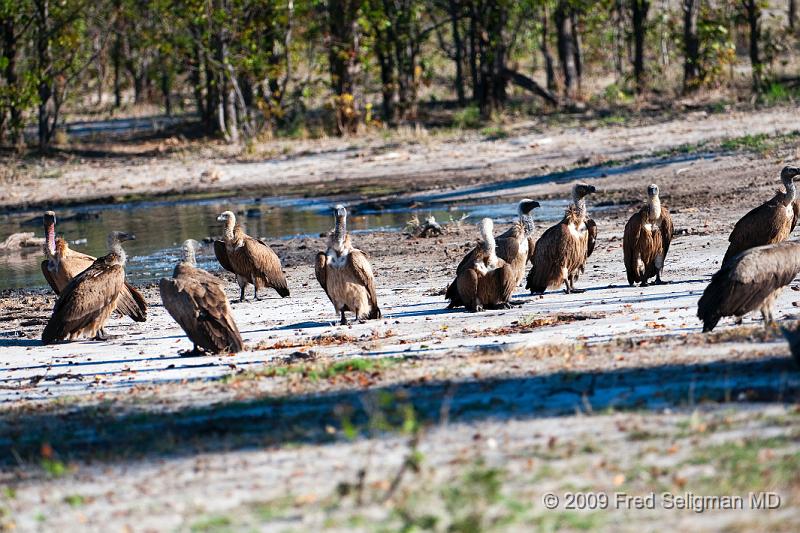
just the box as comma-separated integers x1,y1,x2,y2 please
0,107,799,531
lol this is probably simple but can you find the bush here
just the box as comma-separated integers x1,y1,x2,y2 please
452,105,482,129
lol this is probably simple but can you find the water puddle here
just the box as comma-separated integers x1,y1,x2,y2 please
0,195,573,290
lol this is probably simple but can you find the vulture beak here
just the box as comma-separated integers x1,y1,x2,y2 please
119,232,136,242
587,185,597,194
216,214,226,222
43,211,56,226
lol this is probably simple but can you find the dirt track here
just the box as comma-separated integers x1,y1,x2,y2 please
0,107,799,531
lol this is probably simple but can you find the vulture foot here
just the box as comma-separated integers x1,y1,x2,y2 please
569,288,587,294
507,299,526,307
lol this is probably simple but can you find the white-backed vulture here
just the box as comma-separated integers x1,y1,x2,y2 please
40,211,147,322
214,211,290,302
697,241,800,332
445,199,540,306
722,166,800,264
159,240,243,354
623,184,674,286
42,232,136,344
526,183,596,294
315,205,381,325
447,218,516,312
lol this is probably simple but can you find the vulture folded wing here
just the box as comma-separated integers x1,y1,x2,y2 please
315,252,332,301
623,212,643,285
116,282,147,322
214,240,236,273
792,200,800,233
660,207,674,259
246,237,289,296
41,260,60,294
159,278,199,341
585,219,598,258
42,263,124,344
348,250,379,311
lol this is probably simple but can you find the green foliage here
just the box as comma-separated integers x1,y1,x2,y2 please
453,105,482,129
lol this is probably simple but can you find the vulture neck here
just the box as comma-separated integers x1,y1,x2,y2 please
572,191,587,222
480,223,497,262
519,211,535,236
183,247,197,267
223,217,236,242
647,195,661,221
110,240,127,266
43,223,56,259
784,178,796,206
332,214,348,254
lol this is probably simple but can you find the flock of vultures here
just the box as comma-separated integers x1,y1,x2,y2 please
32,165,800,358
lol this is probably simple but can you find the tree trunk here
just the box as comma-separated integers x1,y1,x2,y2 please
540,5,556,93
682,0,700,92
476,1,508,116
467,2,479,101
1,17,22,145
743,0,762,92
570,9,582,92
790,0,796,31
327,0,362,134
555,1,577,99
448,0,466,106
631,0,649,94
35,0,53,148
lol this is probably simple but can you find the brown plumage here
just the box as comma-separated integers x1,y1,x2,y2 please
315,205,381,325
42,232,135,344
447,218,516,311
722,166,800,265
214,211,290,302
40,211,146,322
623,184,674,286
159,240,243,354
697,241,800,332
446,199,540,305
526,184,596,294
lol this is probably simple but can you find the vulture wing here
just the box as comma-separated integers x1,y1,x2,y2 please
723,200,789,263
348,250,381,317
623,210,644,286
41,260,60,294
446,244,479,305
315,251,332,302
42,260,124,344
245,237,290,297
214,240,236,273
585,219,598,258
115,282,147,322
660,207,674,259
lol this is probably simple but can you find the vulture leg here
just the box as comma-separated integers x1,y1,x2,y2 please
94,329,108,341
239,286,246,303
340,309,348,326
734,316,743,326
253,286,259,301
641,280,649,287
654,254,666,284
563,278,571,294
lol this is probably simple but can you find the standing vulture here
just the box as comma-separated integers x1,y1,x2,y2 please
722,166,800,264
214,211,290,302
447,218,516,312
315,205,381,325
159,240,243,354
697,241,800,332
623,184,674,286
526,183,596,294
42,232,137,344
445,199,539,307
41,211,146,322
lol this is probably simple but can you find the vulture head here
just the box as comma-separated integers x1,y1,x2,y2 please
181,239,200,266
518,199,541,215
217,210,236,224
573,183,597,199
334,204,347,219
780,166,800,184
107,231,135,247
647,184,659,198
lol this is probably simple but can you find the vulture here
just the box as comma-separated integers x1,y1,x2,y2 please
315,205,381,325
159,240,243,354
40,211,147,322
526,183,597,294
722,166,800,265
447,218,516,312
697,240,800,332
623,184,674,286
445,199,540,306
214,210,290,302
42,232,137,344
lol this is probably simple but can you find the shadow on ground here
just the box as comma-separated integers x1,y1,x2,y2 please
1,355,797,470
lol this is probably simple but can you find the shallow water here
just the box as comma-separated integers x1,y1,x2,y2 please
0,195,572,291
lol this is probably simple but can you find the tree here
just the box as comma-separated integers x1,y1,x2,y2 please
741,0,763,92
630,0,649,94
682,0,700,92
